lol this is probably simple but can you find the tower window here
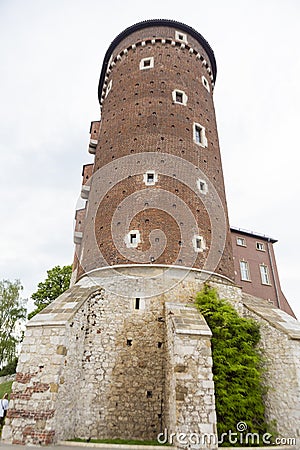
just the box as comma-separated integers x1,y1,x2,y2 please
140,57,154,70
237,237,246,247
256,242,265,251
143,170,158,185
202,76,210,93
172,89,188,106
240,260,251,281
135,298,140,309
130,233,137,244
193,123,208,147
175,31,187,43
125,230,141,248
197,179,208,194
105,79,112,98
193,235,205,252
260,264,271,285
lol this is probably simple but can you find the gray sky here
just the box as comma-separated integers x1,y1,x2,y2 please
0,0,299,319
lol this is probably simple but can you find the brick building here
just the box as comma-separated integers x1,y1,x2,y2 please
231,227,295,317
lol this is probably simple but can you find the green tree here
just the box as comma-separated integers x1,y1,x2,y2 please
0,280,26,368
195,284,271,445
28,265,72,320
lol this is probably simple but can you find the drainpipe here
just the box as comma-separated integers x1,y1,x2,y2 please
267,238,281,309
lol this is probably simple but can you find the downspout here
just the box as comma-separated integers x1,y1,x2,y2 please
267,238,281,309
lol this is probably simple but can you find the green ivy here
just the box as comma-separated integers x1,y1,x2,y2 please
195,284,273,446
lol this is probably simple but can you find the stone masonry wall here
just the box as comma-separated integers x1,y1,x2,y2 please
164,303,217,449
242,294,300,441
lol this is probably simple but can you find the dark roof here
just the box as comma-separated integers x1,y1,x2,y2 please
230,227,277,244
98,19,217,104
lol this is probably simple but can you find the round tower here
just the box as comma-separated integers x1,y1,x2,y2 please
73,19,234,289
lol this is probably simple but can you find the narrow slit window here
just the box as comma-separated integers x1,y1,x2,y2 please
193,235,205,252
135,298,140,310
125,230,140,248
197,179,208,194
176,92,183,103
143,170,157,185
202,76,210,93
130,233,137,244
193,123,207,147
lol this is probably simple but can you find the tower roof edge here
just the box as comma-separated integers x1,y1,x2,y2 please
97,19,217,104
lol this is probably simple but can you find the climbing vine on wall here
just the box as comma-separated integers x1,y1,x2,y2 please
195,285,274,446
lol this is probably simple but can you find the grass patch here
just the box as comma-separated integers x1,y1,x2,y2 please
0,380,13,398
70,438,168,446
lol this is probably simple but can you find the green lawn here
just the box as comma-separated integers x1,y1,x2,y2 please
0,380,13,398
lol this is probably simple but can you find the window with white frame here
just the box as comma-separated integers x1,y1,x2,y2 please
139,57,154,70
105,79,112,98
197,179,208,194
260,264,271,285
240,260,251,281
256,242,265,251
172,89,188,105
193,123,208,147
193,235,206,252
175,31,187,43
202,76,210,93
125,230,141,248
236,237,246,247
143,170,158,186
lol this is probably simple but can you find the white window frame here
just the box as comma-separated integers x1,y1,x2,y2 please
197,179,208,195
260,264,271,285
256,242,265,251
139,57,154,70
172,89,188,105
236,237,246,247
143,170,158,186
240,260,251,281
175,30,187,43
105,79,112,98
125,230,141,248
193,235,206,253
193,122,208,148
202,76,210,93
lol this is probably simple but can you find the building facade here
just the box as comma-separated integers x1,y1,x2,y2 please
2,20,300,447
231,228,295,317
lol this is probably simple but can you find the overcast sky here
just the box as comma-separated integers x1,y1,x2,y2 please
0,0,299,319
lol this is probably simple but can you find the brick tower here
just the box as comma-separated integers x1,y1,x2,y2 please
4,20,300,447
72,19,234,287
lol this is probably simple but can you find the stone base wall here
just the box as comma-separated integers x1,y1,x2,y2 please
2,267,300,446
241,294,300,441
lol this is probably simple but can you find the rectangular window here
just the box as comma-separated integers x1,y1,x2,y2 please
260,264,270,285
256,242,265,251
237,237,246,246
193,123,207,147
172,89,187,105
240,261,250,281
